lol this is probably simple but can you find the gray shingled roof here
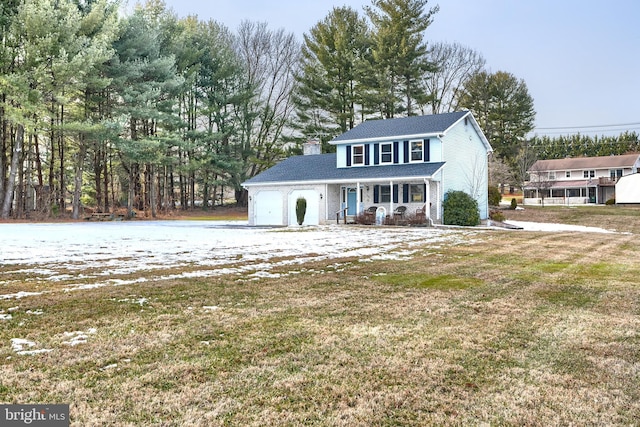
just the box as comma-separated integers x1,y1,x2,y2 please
530,153,640,171
330,111,469,143
243,153,445,186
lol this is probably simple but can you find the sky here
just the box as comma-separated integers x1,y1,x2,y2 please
157,0,640,138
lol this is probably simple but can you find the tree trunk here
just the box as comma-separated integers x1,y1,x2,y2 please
1,124,24,219
127,165,135,218
33,134,44,212
72,135,87,219
150,164,157,218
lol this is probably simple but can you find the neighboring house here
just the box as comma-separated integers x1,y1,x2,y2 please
524,153,640,205
242,111,492,226
615,173,640,204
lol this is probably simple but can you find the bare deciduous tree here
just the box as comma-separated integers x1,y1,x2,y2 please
421,41,485,114
527,161,556,207
236,21,300,171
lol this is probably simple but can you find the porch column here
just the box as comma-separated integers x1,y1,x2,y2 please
436,181,441,220
424,178,431,221
389,180,394,217
356,182,361,214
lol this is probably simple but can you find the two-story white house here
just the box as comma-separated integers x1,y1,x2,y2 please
524,153,640,205
242,111,492,226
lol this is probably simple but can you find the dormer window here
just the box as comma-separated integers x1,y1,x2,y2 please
380,143,393,164
352,144,364,165
410,140,423,162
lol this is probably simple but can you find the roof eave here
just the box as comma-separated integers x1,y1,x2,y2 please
330,132,443,146
242,165,446,188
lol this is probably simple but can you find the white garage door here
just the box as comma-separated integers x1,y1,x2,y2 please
254,191,283,225
288,190,320,226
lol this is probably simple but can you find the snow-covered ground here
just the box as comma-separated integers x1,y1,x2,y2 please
0,219,620,302
0,221,476,300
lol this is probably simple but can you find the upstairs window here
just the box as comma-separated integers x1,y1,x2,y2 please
610,169,623,179
410,140,423,162
380,143,393,164
565,171,571,178
352,145,364,165
583,170,595,178
548,171,556,180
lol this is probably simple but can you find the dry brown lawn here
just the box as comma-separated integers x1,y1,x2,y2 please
1,205,640,425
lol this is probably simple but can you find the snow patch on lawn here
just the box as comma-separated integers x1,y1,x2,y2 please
10,338,53,355
505,220,616,234
62,328,97,346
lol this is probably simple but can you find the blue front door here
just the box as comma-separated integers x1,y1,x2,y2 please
347,188,357,215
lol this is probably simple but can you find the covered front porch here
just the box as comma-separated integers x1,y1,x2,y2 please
523,179,605,205
327,178,441,225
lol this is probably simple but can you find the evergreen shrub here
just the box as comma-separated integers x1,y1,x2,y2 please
488,186,502,206
443,190,480,226
296,197,307,225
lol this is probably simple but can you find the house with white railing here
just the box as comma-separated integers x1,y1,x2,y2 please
524,153,640,205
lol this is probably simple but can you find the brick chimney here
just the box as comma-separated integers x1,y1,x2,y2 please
303,139,321,155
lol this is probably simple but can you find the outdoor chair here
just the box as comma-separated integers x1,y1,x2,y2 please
363,206,377,222
393,206,407,219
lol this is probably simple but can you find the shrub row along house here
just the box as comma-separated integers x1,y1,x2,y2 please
242,111,492,226
524,153,640,205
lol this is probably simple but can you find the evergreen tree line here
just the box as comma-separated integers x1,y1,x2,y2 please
530,131,640,160
0,0,300,219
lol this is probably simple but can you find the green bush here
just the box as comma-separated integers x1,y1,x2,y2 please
488,186,502,206
296,197,307,225
443,190,480,226
510,198,518,210
605,197,615,205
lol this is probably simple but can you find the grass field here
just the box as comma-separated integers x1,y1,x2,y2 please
1,205,640,425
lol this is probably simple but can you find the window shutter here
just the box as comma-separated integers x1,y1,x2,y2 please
403,141,409,163
393,184,399,203
365,144,370,165
393,141,399,164
374,144,379,165
424,183,427,202
423,139,430,162
373,185,380,203
403,184,409,203
346,146,351,166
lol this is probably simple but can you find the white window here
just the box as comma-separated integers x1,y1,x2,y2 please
610,169,623,179
410,184,424,202
583,170,595,178
352,145,364,165
410,140,423,162
380,143,393,163
548,171,556,180
565,171,571,178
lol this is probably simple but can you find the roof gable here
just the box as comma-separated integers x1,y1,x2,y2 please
330,111,469,144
